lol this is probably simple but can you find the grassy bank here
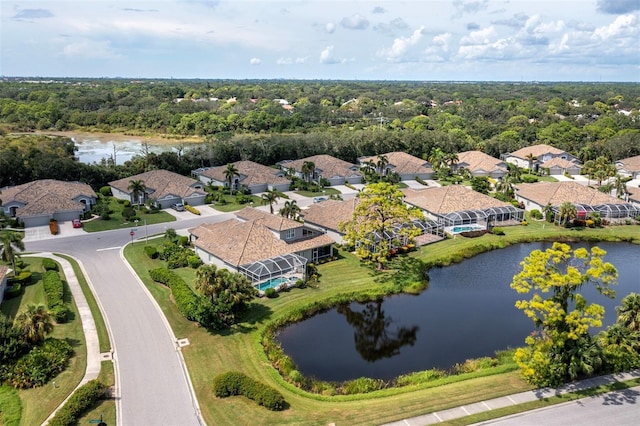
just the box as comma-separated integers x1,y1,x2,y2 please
123,221,639,425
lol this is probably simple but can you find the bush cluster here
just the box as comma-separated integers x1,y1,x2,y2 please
7,271,32,285
42,258,59,271
5,338,73,388
529,209,543,219
491,227,505,235
48,380,108,426
185,204,201,215
43,270,70,323
4,283,22,298
159,242,196,269
144,245,159,259
212,371,286,411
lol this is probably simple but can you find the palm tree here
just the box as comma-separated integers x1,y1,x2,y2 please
1,231,25,276
444,152,459,169
301,161,316,183
376,155,389,177
525,152,537,172
279,200,301,220
616,293,640,332
506,162,522,183
15,304,53,344
558,201,577,225
495,176,515,199
542,203,554,222
194,264,218,303
224,163,240,193
612,174,627,199
261,189,281,214
127,179,146,207
427,148,446,172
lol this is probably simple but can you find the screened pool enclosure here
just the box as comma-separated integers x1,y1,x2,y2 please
440,205,524,227
238,253,307,283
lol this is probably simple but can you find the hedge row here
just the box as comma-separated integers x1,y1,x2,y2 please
7,271,32,285
42,258,59,271
4,338,73,388
212,371,286,411
148,267,200,322
42,270,70,323
48,380,108,426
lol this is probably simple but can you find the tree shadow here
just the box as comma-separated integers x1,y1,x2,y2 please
371,255,429,291
601,387,640,406
207,303,273,337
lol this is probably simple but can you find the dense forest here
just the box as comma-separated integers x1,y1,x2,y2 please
0,79,639,188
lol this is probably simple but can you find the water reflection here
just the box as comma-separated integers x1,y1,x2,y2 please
337,300,419,362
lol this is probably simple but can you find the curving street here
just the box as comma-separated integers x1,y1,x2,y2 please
26,215,233,426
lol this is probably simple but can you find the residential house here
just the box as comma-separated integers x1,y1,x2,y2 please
455,151,508,179
109,170,206,209
626,185,640,209
281,154,363,186
514,181,639,221
189,207,334,284
192,160,290,193
615,155,640,179
0,179,97,227
503,144,581,174
403,186,524,229
541,157,583,176
357,152,434,180
0,265,9,306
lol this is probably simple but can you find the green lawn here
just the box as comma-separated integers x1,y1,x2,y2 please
209,194,263,212
295,187,340,197
122,222,639,426
82,197,176,232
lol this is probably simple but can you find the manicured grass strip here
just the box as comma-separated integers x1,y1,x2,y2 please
55,254,111,353
76,362,116,426
0,385,22,426
83,197,175,233
441,378,640,425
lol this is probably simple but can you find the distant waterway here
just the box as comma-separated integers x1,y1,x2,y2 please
276,241,640,382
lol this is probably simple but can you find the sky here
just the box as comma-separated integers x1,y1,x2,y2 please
1,0,639,81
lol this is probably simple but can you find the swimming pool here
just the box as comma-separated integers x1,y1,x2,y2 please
447,224,485,234
256,276,293,292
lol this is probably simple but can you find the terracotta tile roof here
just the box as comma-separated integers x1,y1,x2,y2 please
515,181,625,206
403,185,512,214
617,155,640,172
624,185,640,202
235,206,299,231
189,218,334,267
196,160,289,187
358,152,433,175
283,154,362,179
0,179,96,216
542,157,582,169
508,144,566,159
457,151,508,173
109,170,205,199
301,199,359,232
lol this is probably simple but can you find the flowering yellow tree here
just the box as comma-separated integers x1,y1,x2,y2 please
511,242,618,386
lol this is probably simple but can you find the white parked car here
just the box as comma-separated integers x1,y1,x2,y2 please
171,203,185,211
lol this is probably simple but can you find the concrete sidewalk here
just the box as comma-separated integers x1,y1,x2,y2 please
382,369,640,426
24,253,107,425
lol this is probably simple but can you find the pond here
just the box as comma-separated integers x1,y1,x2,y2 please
276,242,640,382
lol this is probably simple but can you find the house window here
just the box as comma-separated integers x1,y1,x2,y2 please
303,228,313,237
285,229,295,240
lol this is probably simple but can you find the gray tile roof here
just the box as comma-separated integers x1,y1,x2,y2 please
283,154,362,179
109,170,205,199
403,185,512,214
0,179,96,216
515,181,625,206
617,155,640,173
195,160,289,187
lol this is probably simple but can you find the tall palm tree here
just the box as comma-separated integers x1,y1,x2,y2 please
612,174,627,199
558,201,577,225
15,304,53,344
616,293,640,332
495,176,515,199
194,264,218,303
376,155,389,177
127,179,146,207
279,200,301,220
261,189,281,214
506,162,522,183
224,163,240,193
525,152,537,172
301,161,316,183
444,152,459,169
428,148,446,172
1,231,25,276
542,203,554,222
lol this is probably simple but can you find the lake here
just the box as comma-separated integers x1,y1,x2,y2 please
276,242,640,382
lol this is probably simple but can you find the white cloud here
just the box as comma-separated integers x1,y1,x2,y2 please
62,39,120,59
453,0,489,18
277,56,307,65
377,26,426,62
249,57,261,65
425,33,453,62
460,26,498,45
340,14,369,30
319,45,342,64
597,0,640,14
325,22,336,34
592,14,637,39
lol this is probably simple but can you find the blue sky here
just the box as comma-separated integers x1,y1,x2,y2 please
1,0,639,81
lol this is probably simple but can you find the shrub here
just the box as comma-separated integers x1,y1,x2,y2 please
178,236,189,247
7,271,32,285
48,380,108,426
185,204,201,215
212,371,285,411
521,219,528,226
491,227,505,235
123,200,131,207
7,338,73,388
148,268,201,323
99,186,112,197
264,288,277,298
122,207,136,221
42,270,69,323
530,209,542,219
42,258,59,271
187,255,202,269
341,377,385,395
5,283,22,299
144,246,159,259
395,369,447,387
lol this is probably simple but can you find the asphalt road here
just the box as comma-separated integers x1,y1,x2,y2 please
475,386,640,426
26,214,233,426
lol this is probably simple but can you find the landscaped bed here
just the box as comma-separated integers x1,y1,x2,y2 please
123,219,640,425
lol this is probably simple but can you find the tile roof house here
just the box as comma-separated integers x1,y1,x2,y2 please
357,152,434,180
109,170,206,209
403,186,523,227
541,157,583,176
503,144,581,174
0,179,97,227
626,185,640,208
615,154,640,178
299,199,358,243
189,207,334,283
192,160,290,193
515,181,639,220
0,265,9,306
281,154,363,186
455,151,508,179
